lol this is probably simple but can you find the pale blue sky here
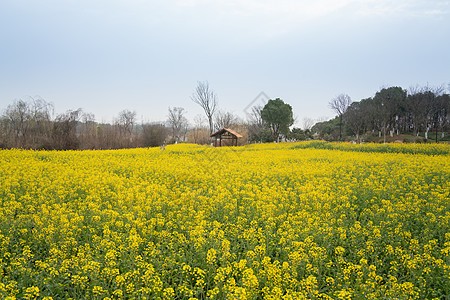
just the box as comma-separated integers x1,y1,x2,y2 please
1,0,449,124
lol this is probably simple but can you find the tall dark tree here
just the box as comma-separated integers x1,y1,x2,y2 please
406,88,434,141
311,117,340,141
374,87,406,143
288,127,309,141
261,98,294,142
344,101,365,142
431,93,449,142
329,94,352,140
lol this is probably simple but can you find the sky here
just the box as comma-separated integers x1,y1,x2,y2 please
1,0,449,126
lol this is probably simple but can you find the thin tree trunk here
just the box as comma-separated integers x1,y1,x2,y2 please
435,126,438,143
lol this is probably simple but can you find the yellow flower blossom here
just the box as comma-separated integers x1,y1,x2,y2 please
0,142,448,299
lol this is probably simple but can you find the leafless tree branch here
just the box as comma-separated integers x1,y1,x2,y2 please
191,81,218,135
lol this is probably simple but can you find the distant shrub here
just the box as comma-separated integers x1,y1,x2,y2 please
292,140,450,155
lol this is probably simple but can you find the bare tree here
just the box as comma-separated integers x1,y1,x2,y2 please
247,105,264,128
116,109,137,136
214,110,239,131
329,94,352,140
167,107,188,143
4,100,31,148
301,117,315,131
79,112,97,149
0,113,6,148
29,98,54,148
247,105,271,143
193,114,207,129
96,123,119,149
191,81,218,135
115,109,137,147
1,98,55,148
53,109,82,150
2,98,53,148
187,114,210,145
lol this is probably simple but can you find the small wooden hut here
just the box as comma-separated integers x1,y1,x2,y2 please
210,128,243,147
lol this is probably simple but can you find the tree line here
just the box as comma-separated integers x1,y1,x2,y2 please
1,83,448,150
0,96,249,150
0,92,295,150
313,85,450,143
0,98,170,150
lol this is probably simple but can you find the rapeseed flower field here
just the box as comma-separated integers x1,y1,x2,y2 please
0,141,449,299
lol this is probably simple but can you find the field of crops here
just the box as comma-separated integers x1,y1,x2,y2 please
0,141,449,299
